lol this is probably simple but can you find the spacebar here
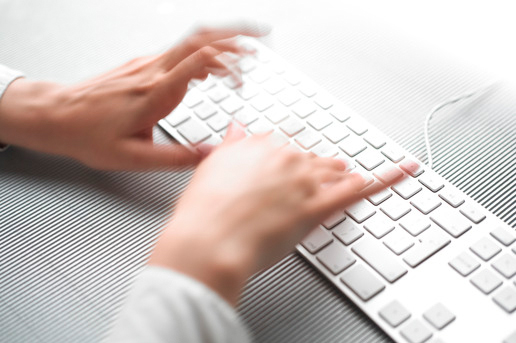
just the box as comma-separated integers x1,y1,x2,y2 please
352,236,408,283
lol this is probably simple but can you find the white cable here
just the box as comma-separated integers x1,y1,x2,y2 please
423,81,498,169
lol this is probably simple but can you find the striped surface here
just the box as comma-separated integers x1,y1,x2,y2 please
0,1,515,342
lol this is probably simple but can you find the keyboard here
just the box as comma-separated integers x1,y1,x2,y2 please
158,37,516,343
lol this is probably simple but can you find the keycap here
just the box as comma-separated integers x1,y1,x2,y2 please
220,96,244,114
392,178,422,199
493,286,516,313
298,81,318,97
194,102,218,120
345,199,376,223
270,60,286,74
459,204,486,224
399,210,431,236
182,89,204,108
490,226,516,246
333,220,364,245
363,131,386,149
165,105,190,127
448,252,480,276
380,195,411,221
238,56,257,73
222,75,242,89
373,164,404,185
363,212,395,239
249,67,271,83
399,159,425,177
283,69,301,85
492,253,516,278
301,226,333,253
291,99,317,119
200,134,223,148
334,154,356,171
234,109,259,126
340,264,385,301
313,92,334,110
403,227,451,267
294,128,322,150
383,228,415,255
323,123,351,143
505,331,516,343
307,112,334,131
339,136,367,157
264,107,289,124
236,83,259,100
196,75,217,91
438,188,464,208
311,141,339,158
279,117,305,137
247,119,274,135
177,119,211,145
355,149,385,171
352,236,407,282
379,300,411,328
207,86,230,103
353,168,374,191
366,185,392,206
410,190,442,214
470,237,501,261
381,145,405,163
250,93,274,112
400,320,433,343
278,88,301,106
269,131,289,147
418,173,444,192
322,211,347,229
346,118,368,135
470,268,502,294
207,113,230,132
430,205,472,238
316,242,356,274
423,303,455,330
329,104,355,122
263,77,286,95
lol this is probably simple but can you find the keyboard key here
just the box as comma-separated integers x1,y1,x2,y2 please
399,159,425,177
249,67,272,83
279,117,305,137
379,300,411,328
363,212,395,239
403,227,450,268
333,220,364,245
334,154,356,171
340,264,385,301
311,141,339,158
250,93,274,112
301,226,333,253
490,226,516,246
263,77,287,95
207,86,230,103
493,286,516,313
366,184,392,206
194,102,218,120
470,237,501,261
438,188,464,208
383,228,415,255
222,75,242,89
399,210,431,236
294,128,322,150
329,104,354,122
238,56,257,73
346,118,368,135
392,178,422,199
503,330,516,343
352,236,407,283
373,164,404,185
165,105,190,127
278,88,301,106
307,112,334,131
400,320,433,343
247,119,274,135
264,107,289,124
207,113,230,132
220,96,244,114
380,196,411,221
234,109,259,126
410,190,442,214
313,92,334,110
340,136,367,157
459,204,486,224
423,303,455,330
381,145,405,163
322,211,347,229
196,75,217,91
236,83,259,100
291,99,317,119
363,130,386,149
345,199,376,223
355,149,385,171
182,89,203,108
317,242,356,274
353,168,374,191
177,119,211,145
298,81,318,97
283,69,301,85
449,252,480,276
430,205,472,238
470,268,502,294
418,173,444,192
492,253,516,278
323,123,351,143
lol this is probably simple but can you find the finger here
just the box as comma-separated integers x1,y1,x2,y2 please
311,155,348,172
121,141,202,170
222,121,247,144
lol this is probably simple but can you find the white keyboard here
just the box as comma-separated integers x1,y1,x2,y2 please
158,37,516,343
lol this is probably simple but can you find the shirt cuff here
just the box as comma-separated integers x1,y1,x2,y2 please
0,64,25,151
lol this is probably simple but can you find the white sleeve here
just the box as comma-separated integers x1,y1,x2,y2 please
0,64,24,151
106,266,252,343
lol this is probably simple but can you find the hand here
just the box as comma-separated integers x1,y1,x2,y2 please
0,26,265,170
149,124,403,305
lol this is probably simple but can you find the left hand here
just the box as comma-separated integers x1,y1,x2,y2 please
0,26,264,170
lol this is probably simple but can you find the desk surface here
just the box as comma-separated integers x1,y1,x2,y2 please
0,1,515,342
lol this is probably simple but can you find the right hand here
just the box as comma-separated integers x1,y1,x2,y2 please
149,124,402,305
